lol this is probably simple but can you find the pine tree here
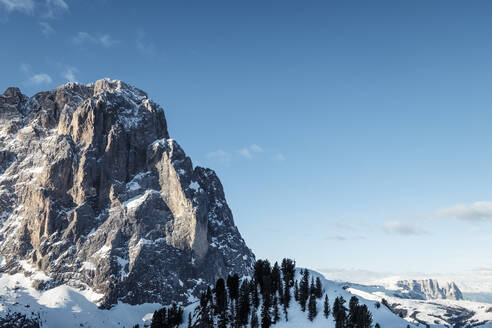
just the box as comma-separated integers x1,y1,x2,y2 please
227,274,240,301
261,299,272,328
272,294,280,323
323,294,330,318
252,282,260,309
309,277,315,296
214,278,228,315
308,293,317,321
251,312,259,328
375,324,381,328
281,258,296,288
333,296,347,328
348,296,360,328
151,308,166,328
187,313,192,328
315,277,323,298
237,280,251,326
299,269,310,311
271,262,282,296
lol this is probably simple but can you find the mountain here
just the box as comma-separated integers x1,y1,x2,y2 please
394,279,464,301
0,79,255,308
344,281,492,327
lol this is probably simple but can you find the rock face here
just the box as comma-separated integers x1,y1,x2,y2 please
395,279,463,301
0,79,255,307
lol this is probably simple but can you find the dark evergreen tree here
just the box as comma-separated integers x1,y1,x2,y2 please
308,293,318,321
194,289,214,327
333,296,347,328
151,308,166,328
252,281,260,309
309,277,315,296
237,280,251,326
251,312,259,328
299,269,310,311
187,313,192,328
315,277,323,298
254,259,272,294
375,324,381,328
272,294,280,323
323,294,330,318
281,258,296,288
271,262,282,296
227,274,240,301
261,299,272,328
283,283,291,309
350,304,373,328
167,303,184,327
294,280,299,302
214,278,228,315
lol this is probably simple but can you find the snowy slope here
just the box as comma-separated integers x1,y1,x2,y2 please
1,264,488,327
346,283,492,327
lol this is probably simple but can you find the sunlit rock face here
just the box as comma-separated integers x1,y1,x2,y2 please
0,79,255,307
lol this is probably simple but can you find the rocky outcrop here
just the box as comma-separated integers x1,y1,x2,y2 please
395,279,463,301
0,79,255,307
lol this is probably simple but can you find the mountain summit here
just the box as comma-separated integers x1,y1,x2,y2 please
0,79,255,307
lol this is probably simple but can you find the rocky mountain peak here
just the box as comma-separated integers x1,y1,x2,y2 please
395,279,464,301
0,79,255,307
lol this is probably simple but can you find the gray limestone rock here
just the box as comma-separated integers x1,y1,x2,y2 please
0,79,255,308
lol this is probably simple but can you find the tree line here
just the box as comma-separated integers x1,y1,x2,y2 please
147,258,377,328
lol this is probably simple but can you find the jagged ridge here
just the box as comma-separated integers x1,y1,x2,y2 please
0,79,255,308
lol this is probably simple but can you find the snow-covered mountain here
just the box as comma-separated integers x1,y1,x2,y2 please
345,282,492,327
0,80,254,308
392,279,463,301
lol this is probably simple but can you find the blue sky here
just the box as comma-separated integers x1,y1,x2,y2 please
2,0,492,276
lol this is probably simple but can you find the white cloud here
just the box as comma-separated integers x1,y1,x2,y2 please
206,150,231,166
326,234,347,241
99,34,118,47
46,0,67,10
434,201,492,222
28,73,52,85
20,63,31,73
273,153,285,161
0,0,68,17
238,144,263,159
73,32,118,48
62,66,77,82
383,220,426,236
136,29,155,55
0,0,34,13
39,21,54,37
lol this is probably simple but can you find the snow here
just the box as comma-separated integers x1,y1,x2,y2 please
123,190,157,210
189,181,200,191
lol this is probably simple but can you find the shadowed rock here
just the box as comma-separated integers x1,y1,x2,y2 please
0,79,255,307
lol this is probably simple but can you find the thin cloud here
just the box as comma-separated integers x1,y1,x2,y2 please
0,0,67,17
0,0,34,13
326,234,347,241
273,153,286,161
28,73,52,85
39,21,54,37
238,144,263,159
434,201,492,222
207,150,231,166
72,32,118,48
136,29,155,55
383,220,426,236
62,66,77,82
20,63,31,73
